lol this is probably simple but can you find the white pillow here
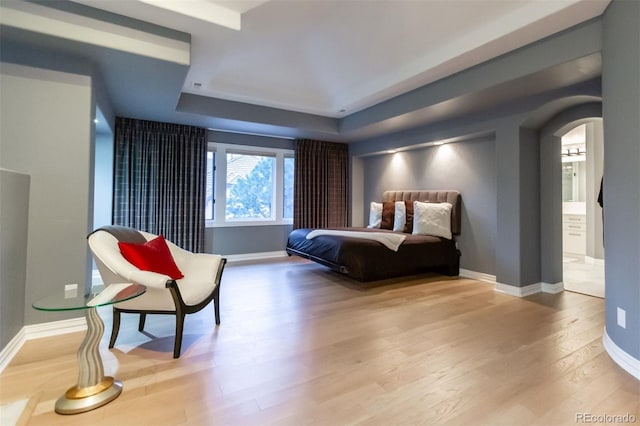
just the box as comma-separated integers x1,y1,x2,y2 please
367,202,383,228
393,201,406,232
412,201,453,239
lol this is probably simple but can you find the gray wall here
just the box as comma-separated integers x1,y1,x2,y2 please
93,132,114,230
0,62,94,325
494,122,541,288
205,225,293,256
602,0,640,360
518,128,541,286
361,136,496,275
0,169,30,350
208,130,294,151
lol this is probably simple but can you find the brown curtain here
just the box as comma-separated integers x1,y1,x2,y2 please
294,139,349,229
113,117,207,252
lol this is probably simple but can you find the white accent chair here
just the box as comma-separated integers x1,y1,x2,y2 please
88,228,226,358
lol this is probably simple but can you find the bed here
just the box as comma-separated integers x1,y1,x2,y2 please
286,190,461,282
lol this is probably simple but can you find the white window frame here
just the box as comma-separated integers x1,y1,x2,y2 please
206,142,294,227
283,154,295,220
205,150,216,221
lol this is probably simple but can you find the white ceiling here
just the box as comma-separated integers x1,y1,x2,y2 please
71,0,610,118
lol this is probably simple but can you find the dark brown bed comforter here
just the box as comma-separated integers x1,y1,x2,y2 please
286,227,460,282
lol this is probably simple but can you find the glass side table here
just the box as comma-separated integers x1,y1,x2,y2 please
32,283,146,415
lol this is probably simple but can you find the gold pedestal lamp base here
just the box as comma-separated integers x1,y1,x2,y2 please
55,377,122,415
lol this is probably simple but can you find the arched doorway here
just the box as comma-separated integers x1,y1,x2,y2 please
537,102,603,293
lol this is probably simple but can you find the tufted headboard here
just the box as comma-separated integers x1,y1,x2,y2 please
382,190,462,235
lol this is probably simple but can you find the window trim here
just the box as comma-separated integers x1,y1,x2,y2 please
283,154,294,220
206,142,294,228
205,150,215,221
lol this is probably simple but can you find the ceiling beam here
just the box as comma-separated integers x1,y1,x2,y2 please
136,0,242,30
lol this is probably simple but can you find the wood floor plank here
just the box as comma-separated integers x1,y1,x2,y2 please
1,257,638,425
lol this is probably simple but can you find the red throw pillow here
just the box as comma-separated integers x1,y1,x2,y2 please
118,235,184,280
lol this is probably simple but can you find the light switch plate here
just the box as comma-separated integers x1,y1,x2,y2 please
617,307,626,329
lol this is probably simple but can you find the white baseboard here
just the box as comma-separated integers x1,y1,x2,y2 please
494,282,563,297
0,317,86,374
0,328,26,374
460,269,563,297
542,281,565,294
459,268,496,284
495,282,541,297
23,316,86,340
603,327,640,380
225,250,288,263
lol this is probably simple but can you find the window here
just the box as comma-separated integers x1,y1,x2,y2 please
206,143,294,227
226,152,275,220
205,151,215,220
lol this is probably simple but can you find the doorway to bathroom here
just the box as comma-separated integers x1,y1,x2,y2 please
561,121,605,298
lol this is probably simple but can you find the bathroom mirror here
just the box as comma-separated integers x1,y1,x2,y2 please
562,160,586,202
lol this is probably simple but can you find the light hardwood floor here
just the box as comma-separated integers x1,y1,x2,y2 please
2,257,638,425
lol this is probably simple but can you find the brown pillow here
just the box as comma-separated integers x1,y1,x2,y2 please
380,201,395,230
404,200,414,233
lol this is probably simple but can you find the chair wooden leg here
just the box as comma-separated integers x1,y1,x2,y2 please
109,308,121,349
213,285,221,325
138,313,146,332
173,313,185,359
